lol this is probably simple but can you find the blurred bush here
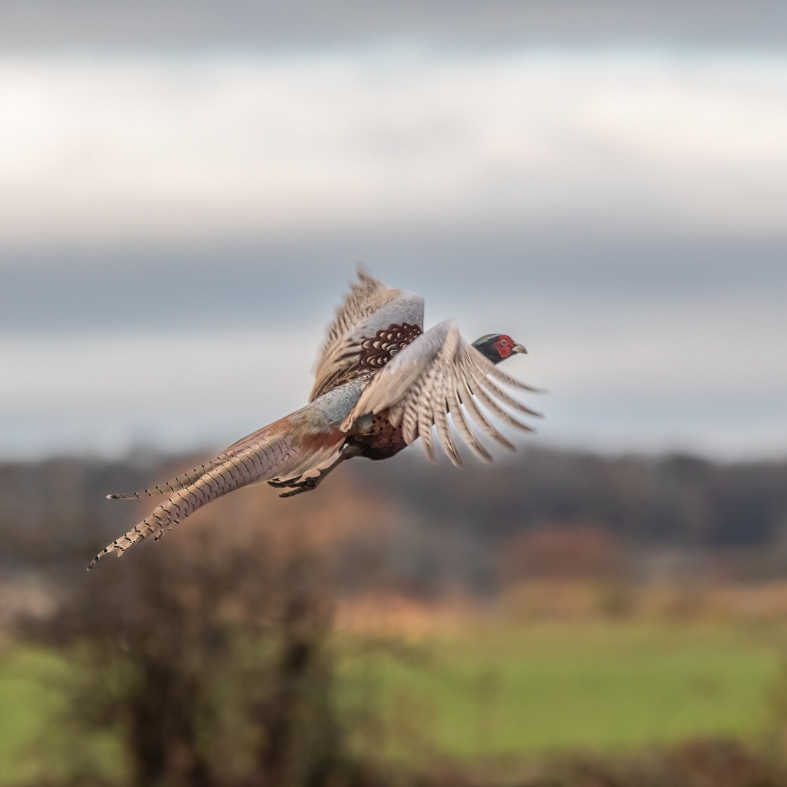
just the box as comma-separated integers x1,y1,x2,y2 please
10,467,394,787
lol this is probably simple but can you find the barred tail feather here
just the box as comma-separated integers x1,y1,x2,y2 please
106,459,226,499
105,423,292,501
89,436,294,569
90,432,345,571
90,379,365,570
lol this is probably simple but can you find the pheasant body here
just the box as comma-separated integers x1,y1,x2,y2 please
91,270,538,569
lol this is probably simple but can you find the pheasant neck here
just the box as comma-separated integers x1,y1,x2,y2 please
471,339,505,365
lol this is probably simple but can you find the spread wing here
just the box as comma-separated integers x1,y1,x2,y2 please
342,319,541,466
310,268,424,401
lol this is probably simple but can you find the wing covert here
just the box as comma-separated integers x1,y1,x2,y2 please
310,268,424,401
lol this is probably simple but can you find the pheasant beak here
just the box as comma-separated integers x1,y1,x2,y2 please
512,343,527,355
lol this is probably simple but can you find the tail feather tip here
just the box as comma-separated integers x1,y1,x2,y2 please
86,543,120,571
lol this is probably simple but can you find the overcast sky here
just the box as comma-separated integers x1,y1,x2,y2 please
3,49,787,251
2,2,786,461
3,0,787,49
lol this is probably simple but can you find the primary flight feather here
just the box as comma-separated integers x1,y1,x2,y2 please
89,270,540,570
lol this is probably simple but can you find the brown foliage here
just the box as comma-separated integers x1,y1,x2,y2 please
500,522,623,584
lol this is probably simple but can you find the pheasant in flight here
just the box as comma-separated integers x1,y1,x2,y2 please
89,270,540,569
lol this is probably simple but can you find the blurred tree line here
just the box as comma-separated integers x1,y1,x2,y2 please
3,447,787,595
365,449,787,548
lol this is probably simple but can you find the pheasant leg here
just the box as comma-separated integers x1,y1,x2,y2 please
268,444,361,498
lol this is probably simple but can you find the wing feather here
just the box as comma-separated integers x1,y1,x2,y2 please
316,268,388,365
465,369,535,433
459,376,516,451
310,268,424,401
434,374,461,467
446,384,491,461
400,379,424,444
478,374,543,417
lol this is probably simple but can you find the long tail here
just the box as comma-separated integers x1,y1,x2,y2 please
106,457,232,500
89,381,364,570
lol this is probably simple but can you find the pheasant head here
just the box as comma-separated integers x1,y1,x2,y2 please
472,334,527,364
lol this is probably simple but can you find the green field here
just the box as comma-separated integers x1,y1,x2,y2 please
339,621,784,764
0,646,124,786
0,648,70,785
1,621,785,784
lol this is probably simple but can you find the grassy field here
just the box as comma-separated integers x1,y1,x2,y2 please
0,646,123,786
338,620,785,764
1,620,785,783
0,648,68,784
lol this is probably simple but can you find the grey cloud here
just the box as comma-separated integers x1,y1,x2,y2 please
2,0,787,49
3,234,786,334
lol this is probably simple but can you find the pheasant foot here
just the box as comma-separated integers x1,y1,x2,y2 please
276,474,324,498
268,444,360,497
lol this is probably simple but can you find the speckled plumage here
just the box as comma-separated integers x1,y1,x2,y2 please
309,281,425,401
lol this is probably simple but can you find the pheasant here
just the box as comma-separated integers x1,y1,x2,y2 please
88,270,540,569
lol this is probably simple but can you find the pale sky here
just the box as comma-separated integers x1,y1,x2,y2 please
2,30,786,461
2,50,787,250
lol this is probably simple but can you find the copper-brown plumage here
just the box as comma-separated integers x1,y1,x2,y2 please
90,269,539,569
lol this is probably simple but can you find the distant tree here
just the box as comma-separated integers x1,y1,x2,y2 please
20,484,363,787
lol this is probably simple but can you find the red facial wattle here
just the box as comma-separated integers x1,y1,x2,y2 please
494,335,514,359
